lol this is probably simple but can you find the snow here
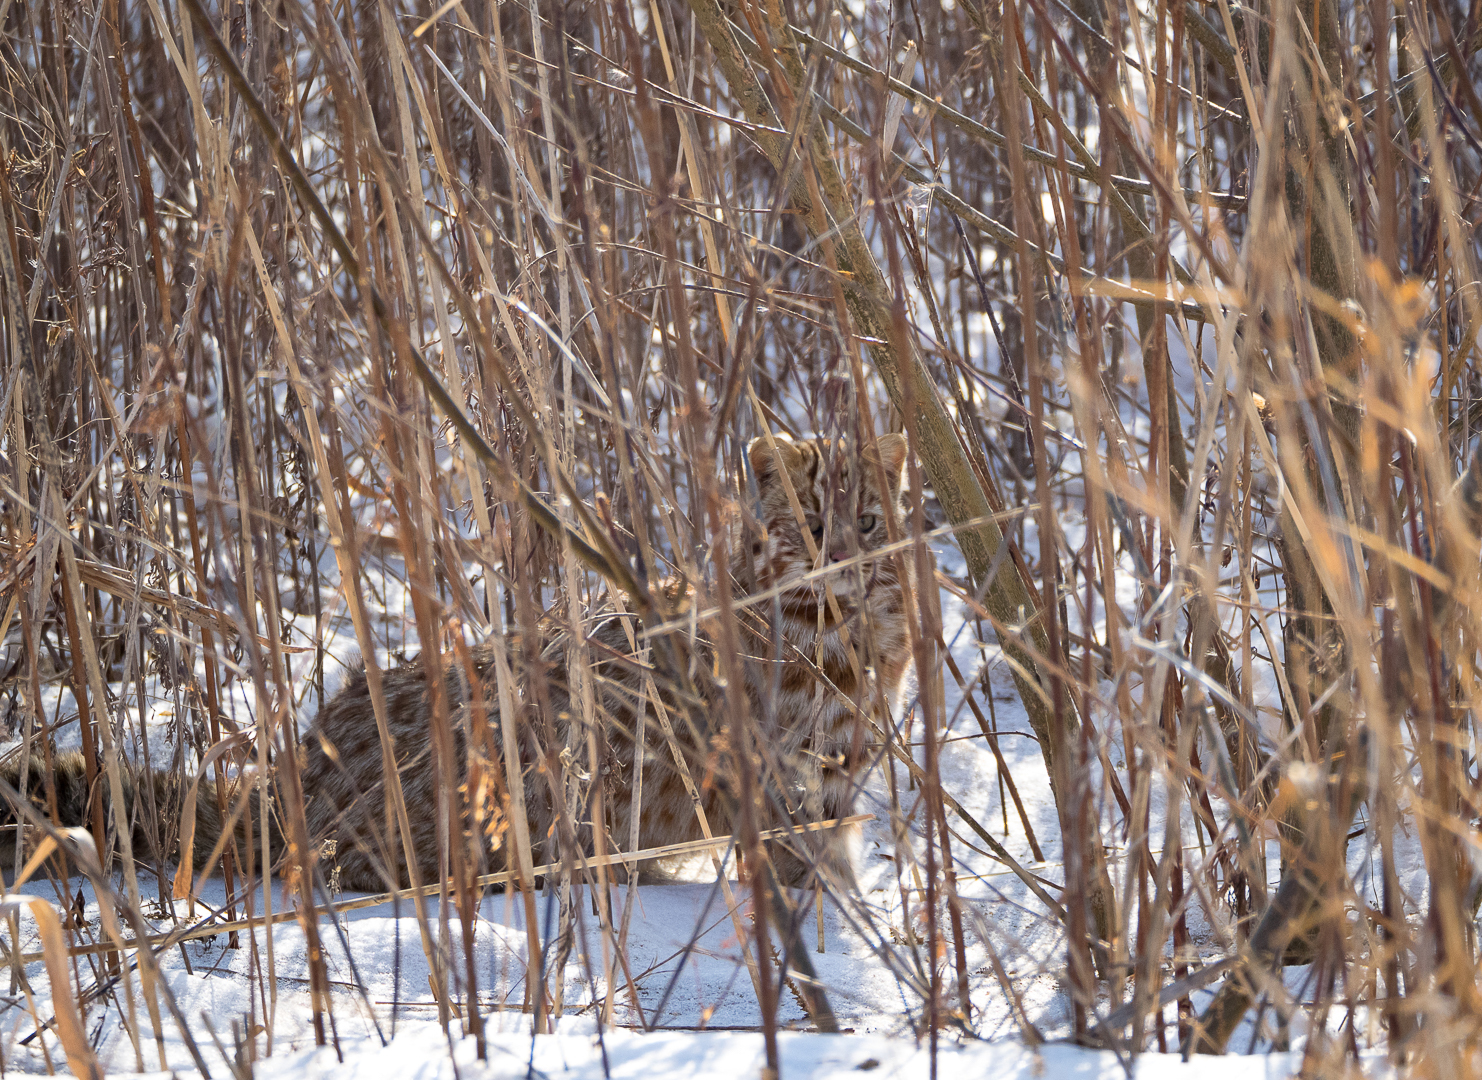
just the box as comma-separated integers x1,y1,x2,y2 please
250,1023,1320,1080
0,327,1419,1077
0,527,1406,1078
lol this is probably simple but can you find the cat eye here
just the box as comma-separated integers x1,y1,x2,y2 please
858,513,877,533
807,518,824,541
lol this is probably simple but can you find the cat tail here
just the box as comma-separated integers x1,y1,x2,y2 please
0,749,281,890
0,751,95,870
0,750,154,864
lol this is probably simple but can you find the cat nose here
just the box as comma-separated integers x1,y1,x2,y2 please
829,547,850,563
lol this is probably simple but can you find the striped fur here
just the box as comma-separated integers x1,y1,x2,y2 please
0,749,268,877
1,434,914,895
738,434,914,881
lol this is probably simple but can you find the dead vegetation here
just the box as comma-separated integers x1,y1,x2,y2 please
1,0,1482,1072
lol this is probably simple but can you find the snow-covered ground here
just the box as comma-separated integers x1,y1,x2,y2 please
0,359,1425,1076
0,534,1407,1077
255,1022,1325,1080
0,542,1043,1073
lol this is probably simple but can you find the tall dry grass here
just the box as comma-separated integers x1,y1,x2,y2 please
0,0,1480,1071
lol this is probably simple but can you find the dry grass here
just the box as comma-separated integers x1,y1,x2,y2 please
0,0,1481,1072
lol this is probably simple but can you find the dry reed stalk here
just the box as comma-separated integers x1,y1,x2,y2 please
7,0,1482,1067
0,895,101,1079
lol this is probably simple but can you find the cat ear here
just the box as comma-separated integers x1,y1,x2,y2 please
871,433,908,482
748,435,802,478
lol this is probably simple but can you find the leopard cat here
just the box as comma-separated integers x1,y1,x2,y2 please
0,433,915,896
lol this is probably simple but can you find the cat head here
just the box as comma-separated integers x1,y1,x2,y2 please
743,433,909,609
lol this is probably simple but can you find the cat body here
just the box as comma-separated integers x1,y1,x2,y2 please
1,434,914,896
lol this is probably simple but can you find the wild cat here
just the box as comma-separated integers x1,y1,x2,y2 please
0,434,915,898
